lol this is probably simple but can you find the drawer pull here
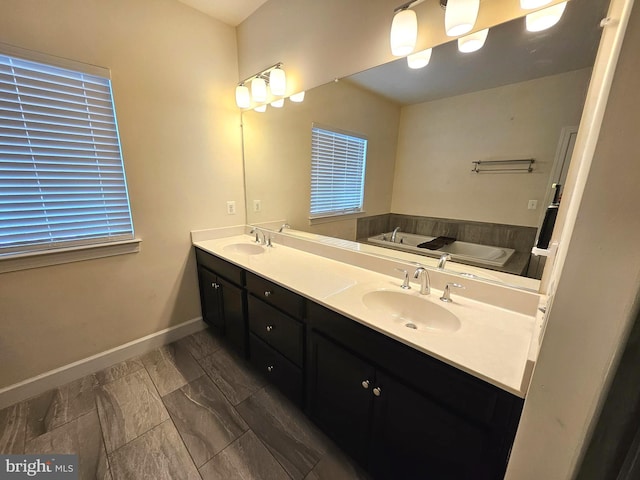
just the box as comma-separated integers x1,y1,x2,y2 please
266,325,274,332
267,365,274,373
211,282,220,289
264,291,272,297
373,387,382,397
361,380,370,389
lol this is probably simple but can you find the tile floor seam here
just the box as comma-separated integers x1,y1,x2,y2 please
250,429,296,480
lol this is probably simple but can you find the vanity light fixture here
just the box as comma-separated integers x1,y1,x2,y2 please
271,98,285,108
445,0,480,36
526,1,567,31
390,7,419,56
458,28,489,53
269,67,286,96
254,104,267,112
234,62,286,109
290,91,305,102
235,84,250,109
407,48,432,69
251,77,268,103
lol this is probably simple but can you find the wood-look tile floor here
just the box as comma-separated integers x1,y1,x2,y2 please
0,328,369,480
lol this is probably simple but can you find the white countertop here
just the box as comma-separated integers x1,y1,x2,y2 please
193,232,543,398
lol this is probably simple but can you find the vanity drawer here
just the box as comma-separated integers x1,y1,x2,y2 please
249,333,303,406
195,248,244,286
248,295,303,366
246,272,305,318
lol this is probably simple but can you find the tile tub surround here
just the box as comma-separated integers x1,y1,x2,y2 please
193,233,545,398
357,213,538,253
0,329,367,479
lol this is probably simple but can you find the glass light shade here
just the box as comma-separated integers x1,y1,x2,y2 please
390,9,418,56
520,0,552,9
290,91,305,103
526,2,567,32
458,28,489,53
407,48,432,69
251,77,267,103
271,98,285,108
254,104,267,112
235,85,250,108
270,68,286,96
445,0,480,37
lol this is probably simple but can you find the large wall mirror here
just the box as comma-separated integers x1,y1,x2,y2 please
242,0,610,291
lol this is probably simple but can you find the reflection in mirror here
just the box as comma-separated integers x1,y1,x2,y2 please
242,0,610,291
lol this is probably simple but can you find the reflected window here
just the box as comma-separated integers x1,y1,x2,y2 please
310,124,367,218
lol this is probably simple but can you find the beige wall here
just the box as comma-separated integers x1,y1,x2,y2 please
0,0,244,388
243,80,400,240
391,69,591,227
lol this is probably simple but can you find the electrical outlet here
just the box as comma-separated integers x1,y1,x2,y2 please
528,200,538,210
253,200,261,213
226,201,236,215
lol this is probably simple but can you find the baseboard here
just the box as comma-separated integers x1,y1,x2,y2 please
0,317,207,409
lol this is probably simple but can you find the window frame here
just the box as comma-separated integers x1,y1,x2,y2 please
309,123,368,220
0,43,139,273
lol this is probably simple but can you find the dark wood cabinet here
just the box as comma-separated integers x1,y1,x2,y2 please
307,301,523,480
195,248,247,356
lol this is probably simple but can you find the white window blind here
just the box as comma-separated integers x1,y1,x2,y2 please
310,125,367,217
0,52,133,256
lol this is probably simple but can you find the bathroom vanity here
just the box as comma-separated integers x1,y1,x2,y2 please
192,228,542,479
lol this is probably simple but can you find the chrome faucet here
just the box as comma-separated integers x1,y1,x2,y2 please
278,223,291,233
390,226,401,243
413,267,430,295
438,253,452,269
250,227,272,247
440,282,465,303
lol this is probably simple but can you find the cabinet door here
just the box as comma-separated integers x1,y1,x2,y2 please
218,276,247,356
308,333,374,466
370,370,491,480
197,266,223,329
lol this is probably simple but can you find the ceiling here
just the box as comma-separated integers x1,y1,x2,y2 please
176,0,269,26
347,0,610,105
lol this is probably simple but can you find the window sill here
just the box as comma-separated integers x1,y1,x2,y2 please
308,211,366,225
0,239,142,274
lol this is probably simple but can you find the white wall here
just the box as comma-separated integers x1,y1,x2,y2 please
391,69,591,227
243,80,400,240
0,0,244,388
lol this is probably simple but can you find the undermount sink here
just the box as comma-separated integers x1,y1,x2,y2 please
222,243,265,255
362,290,461,332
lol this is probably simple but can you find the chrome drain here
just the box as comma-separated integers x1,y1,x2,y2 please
405,322,417,329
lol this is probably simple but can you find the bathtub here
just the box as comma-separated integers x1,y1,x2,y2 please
367,232,515,268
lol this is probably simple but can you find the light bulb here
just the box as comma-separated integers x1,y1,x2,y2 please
235,84,250,109
407,48,432,69
390,9,418,56
520,0,552,9
271,98,284,108
445,0,480,37
251,77,267,103
290,91,305,103
270,68,286,96
458,28,489,53
254,104,267,112
526,2,567,32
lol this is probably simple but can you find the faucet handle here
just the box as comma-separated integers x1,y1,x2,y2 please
440,283,465,303
395,268,411,290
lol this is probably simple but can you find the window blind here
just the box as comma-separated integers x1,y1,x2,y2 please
0,53,133,255
310,125,367,217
